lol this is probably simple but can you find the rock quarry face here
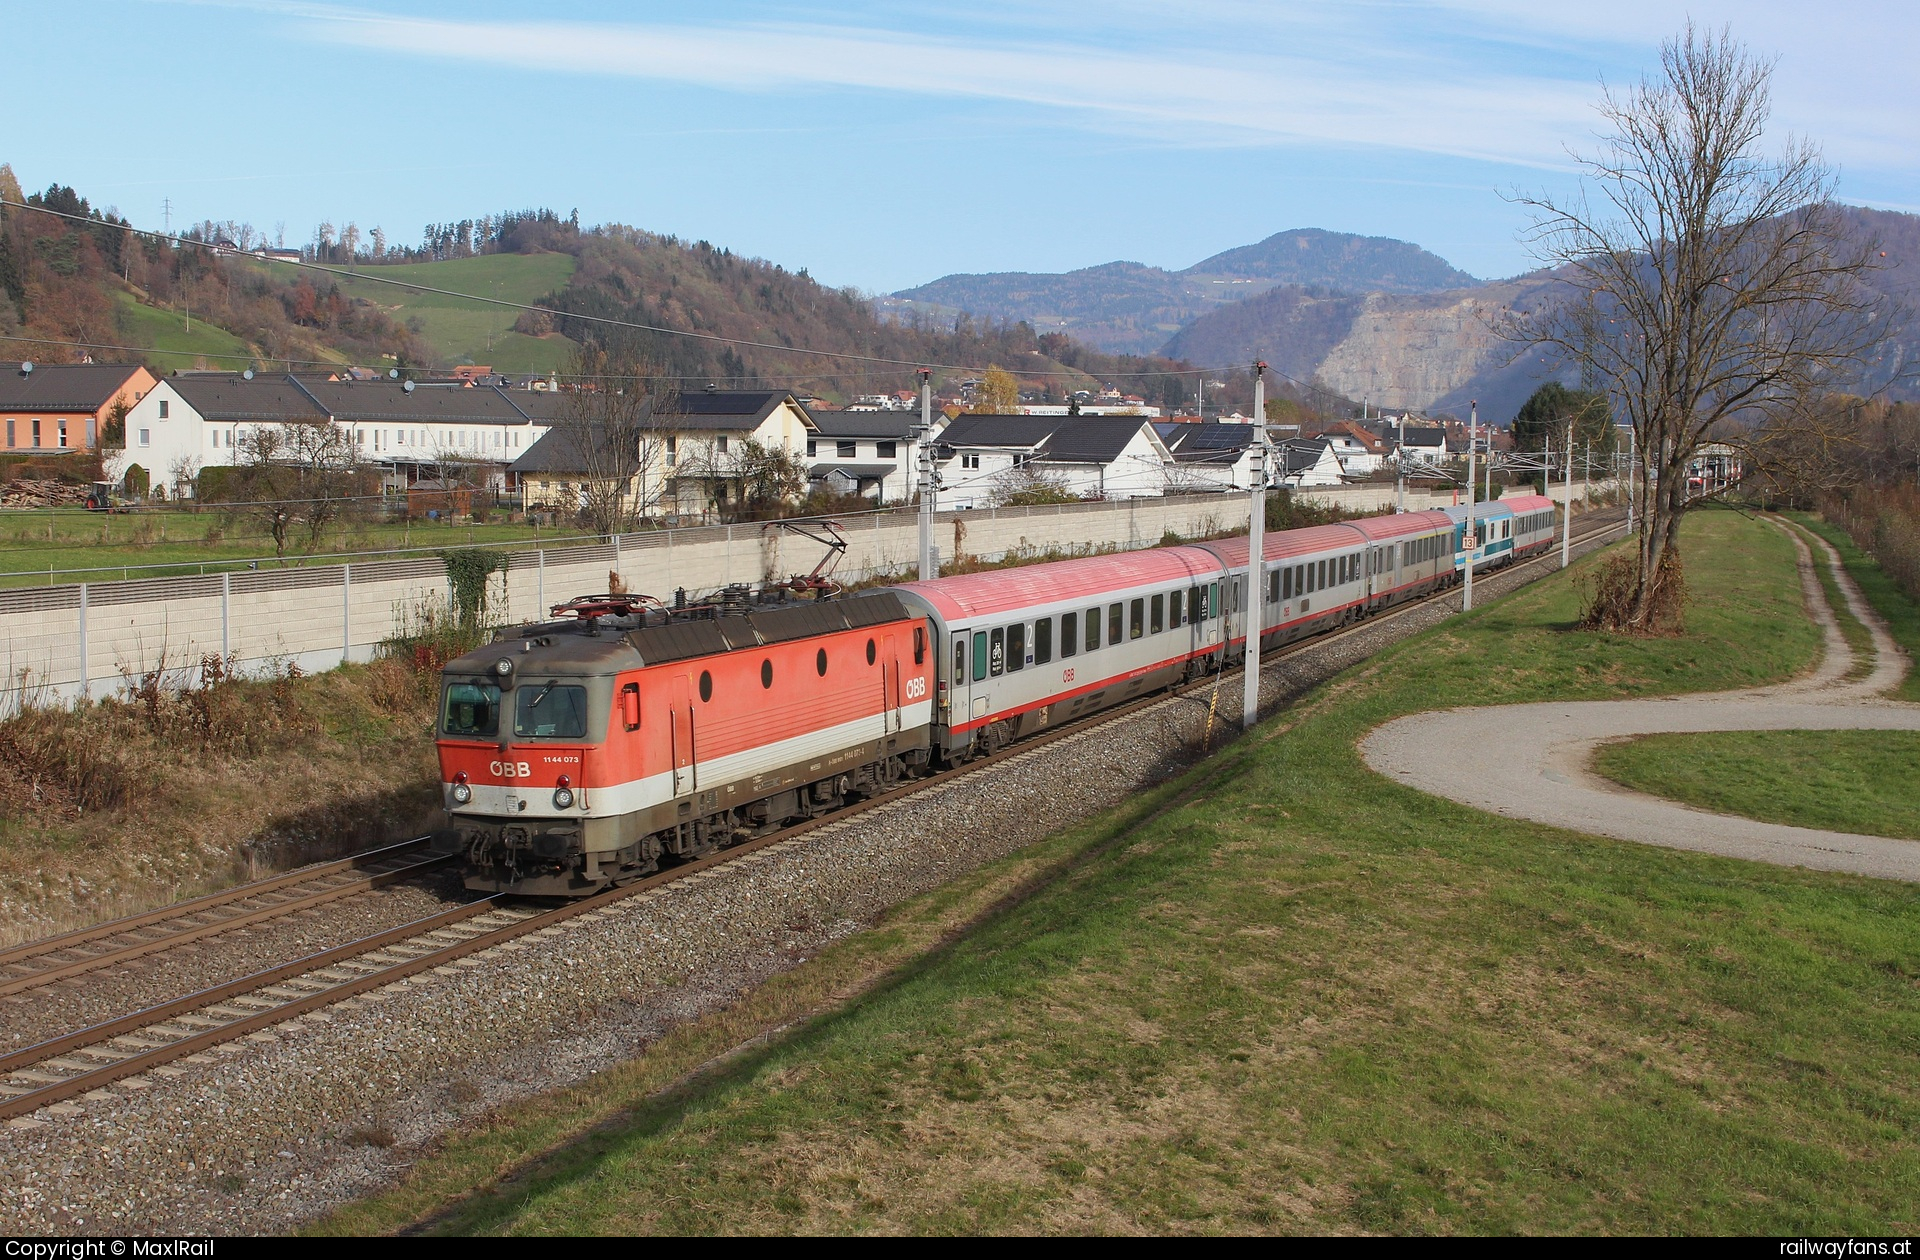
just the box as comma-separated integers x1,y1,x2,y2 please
1316,292,1505,412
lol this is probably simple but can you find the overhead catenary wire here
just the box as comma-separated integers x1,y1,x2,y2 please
0,198,1270,382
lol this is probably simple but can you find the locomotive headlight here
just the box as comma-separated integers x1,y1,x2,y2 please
553,775,574,810
451,771,472,805
494,657,515,678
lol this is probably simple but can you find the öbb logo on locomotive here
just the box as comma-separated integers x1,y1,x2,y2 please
435,496,1558,897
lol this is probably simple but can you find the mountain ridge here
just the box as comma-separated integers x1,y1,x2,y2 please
889,228,1481,357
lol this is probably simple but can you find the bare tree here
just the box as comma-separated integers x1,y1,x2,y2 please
284,422,368,546
1503,24,1889,631
558,342,683,534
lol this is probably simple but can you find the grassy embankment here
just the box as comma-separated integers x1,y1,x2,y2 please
317,508,1920,1235
0,653,443,945
259,253,579,375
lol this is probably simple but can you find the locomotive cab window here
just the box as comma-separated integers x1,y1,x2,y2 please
1035,618,1053,665
1006,623,1025,672
620,682,640,732
913,625,926,664
441,681,501,737
513,683,589,740
1149,594,1164,634
989,628,1005,676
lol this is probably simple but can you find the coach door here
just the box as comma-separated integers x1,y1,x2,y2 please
669,674,696,795
882,634,902,734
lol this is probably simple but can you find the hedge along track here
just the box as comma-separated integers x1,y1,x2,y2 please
0,510,1629,1124
0,838,455,1000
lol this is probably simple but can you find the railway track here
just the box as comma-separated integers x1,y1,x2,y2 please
0,511,1630,1124
0,838,452,1001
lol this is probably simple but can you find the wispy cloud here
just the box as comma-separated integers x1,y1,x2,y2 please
267,2,1599,170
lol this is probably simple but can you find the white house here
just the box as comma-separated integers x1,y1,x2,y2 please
1274,437,1346,488
109,373,558,496
804,410,934,502
513,388,820,522
1152,422,1263,491
936,413,1173,506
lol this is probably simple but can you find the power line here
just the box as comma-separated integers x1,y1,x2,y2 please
2,198,1232,380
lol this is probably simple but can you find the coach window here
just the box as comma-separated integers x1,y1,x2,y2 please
1170,589,1184,629
1184,587,1198,624
1060,612,1077,657
1129,598,1145,640
1036,618,1053,665
1149,594,1164,635
1082,608,1098,651
1007,623,1026,672
1269,570,1280,603
989,628,1006,676
1282,567,1294,600
972,631,988,681
1108,603,1123,646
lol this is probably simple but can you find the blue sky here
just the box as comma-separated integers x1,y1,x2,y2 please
8,1,1915,292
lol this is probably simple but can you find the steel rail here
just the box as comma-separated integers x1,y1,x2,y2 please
0,844,452,999
0,511,1628,1123
0,836,436,969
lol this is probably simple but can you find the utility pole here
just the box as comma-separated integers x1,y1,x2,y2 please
1562,418,1574,569
1626,425,1636,532
161,197,172,236
916,368,936,581
1395,413,1405,514
1463,401,1478,611
1243,362,1268,731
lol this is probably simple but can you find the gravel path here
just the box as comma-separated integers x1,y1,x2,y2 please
0,520,1626,1236
1361,519,1920,881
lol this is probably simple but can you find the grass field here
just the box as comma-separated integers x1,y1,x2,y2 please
313,508,1920,1236
1792,512,1920,703
0,509,598,585
257,254,579,375
112,292,261,374
1596,730,1920,841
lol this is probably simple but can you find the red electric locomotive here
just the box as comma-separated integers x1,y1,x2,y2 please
437,589,933,896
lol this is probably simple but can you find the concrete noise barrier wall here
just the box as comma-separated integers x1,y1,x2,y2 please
0,485,1469,710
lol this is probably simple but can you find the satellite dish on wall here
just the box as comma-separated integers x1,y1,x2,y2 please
242,368,254,381
403,379,415,393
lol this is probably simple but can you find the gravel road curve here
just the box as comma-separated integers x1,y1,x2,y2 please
1361,519,1920,881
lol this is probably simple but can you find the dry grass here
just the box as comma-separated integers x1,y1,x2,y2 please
0,655,442,945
